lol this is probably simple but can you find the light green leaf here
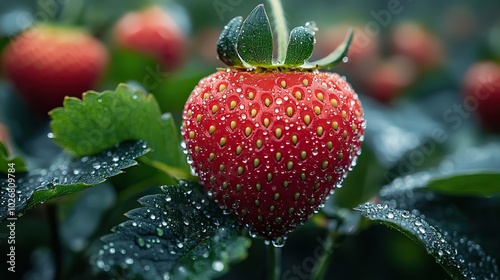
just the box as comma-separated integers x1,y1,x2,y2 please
49,84,188,175
93,181,250,280
0,140,150,221
236,4,274,67
0,141,27,174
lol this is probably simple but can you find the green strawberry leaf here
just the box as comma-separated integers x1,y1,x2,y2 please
93,181,250,280
49,84,188,178
301,28,353,69
426,173,500,196
237,4,274,67
0,141,27,174
383,142,500,197
284,26,315,66
355,203,498,280
217,16,244,67
0,140,149,221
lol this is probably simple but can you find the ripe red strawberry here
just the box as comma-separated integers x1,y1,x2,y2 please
363,56,417,104
113,5,187,71
2,25,108,113
390,22,444,71
463,61,500,132
182,5,364,240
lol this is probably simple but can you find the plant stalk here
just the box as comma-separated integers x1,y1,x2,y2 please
47,204,62,280
310,231,345,280
267,243,282,280
267,0,288,63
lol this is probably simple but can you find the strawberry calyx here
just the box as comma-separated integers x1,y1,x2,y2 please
216,4,353,72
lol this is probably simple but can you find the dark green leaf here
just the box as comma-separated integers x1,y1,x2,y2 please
236,4,274,67
217,16,244,67
0,141,27,173
427,173,500,196
50,84,189,178
93,181,250,280
302,28,353,69
382,142,500,196
284,26,314,66
0,140,150,221
355,203,498,280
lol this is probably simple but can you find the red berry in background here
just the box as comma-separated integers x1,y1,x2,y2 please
113,5,187,71
181,5,364,240
2,25,108,113
390,22,445,71
463,61,500,132
362,56,417,104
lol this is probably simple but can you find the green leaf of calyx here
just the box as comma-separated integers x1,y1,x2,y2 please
217,16,244,67
302,29,353,69
355,203,499,280
284,26,314,66
0,140,150,221
50,84,189,179
237,4,274,67
93,181,250,280
0,142,27,174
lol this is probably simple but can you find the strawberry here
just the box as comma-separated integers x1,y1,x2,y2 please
2,25,108,113
182,5,364,241
362,56,417,104
463,61,500,132
390,22,444,71
113,5,187,71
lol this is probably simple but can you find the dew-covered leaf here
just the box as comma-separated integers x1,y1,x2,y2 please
93,181,250,280
236,4,274,67
355,203,499,280
0,140,150,221
0,141,27,173
50,83,188,177
284,26,314,66
374,143,500,279
217,16,244,67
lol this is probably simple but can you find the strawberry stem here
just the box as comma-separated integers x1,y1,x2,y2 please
267,244,282,280
268,0,288,64
310,231,345,280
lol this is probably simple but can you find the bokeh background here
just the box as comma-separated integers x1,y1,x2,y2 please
0,0,499,279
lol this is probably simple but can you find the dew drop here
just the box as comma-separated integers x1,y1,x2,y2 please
212,261,224,272
271,236,287,248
